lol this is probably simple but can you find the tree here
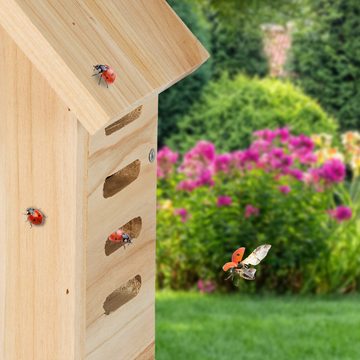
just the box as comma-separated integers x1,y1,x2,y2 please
158,0,212,146
290,0,360,130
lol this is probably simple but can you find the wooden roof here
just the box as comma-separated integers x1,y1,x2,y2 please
0,0,209,134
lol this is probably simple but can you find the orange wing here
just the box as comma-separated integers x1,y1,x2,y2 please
231,247,245,264
222,262,237,272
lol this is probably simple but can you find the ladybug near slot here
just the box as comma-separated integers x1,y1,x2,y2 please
108,229,132,247
25,208,46,227
92,64,117,87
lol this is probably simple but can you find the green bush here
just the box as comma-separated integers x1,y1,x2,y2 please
290,0,360,131
158,0,212,146
157,130,358,293
209,14,268,78
167,74,338,153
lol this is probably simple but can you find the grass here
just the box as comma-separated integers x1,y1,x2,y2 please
156,291,360,360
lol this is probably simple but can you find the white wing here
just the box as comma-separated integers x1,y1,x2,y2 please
239,268,256,280
241,244,271,266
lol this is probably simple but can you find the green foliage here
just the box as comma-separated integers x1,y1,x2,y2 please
209,13,268,78
290,0,360,130
157,292,360,360
206,0,305,25
156,132,360,293
315,179,360,294
157,171,338,293
158,0,212,146
167,75,337,153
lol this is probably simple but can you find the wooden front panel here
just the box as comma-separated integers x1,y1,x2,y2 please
0,27,87,360
86,96,157,359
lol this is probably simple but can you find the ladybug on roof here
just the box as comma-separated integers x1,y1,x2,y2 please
92,64,117,87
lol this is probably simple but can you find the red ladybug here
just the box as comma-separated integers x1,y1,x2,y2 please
92,64,117,87
108,229,132,245
25,208,45,227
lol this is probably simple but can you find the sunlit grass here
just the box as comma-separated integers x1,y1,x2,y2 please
156,291,360,360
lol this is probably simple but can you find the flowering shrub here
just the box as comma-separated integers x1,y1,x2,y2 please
157,128,359,293
167,74,337,153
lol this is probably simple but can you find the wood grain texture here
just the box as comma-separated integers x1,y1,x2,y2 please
0,26,88,360
86,97,157,359
0,0,209,134
135,342,155,360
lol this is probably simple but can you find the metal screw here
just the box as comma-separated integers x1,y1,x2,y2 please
149,148,156,163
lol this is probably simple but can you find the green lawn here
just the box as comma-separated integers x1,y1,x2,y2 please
156,291,360,360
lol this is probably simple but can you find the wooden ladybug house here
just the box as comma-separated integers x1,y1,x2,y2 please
0,1,208,359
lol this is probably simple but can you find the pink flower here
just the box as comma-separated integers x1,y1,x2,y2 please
196,169,215,187
319,159,346,184
242,148,260,163
253,129,277,142
245,205,260,218
174,208,189,223
217,196,232,207
289,135,314,155
328,206,352,222
177,180,197,192
197,279,216,293
231,150,245,168
178,141,216,191
184,140,216,164
157,146,179,178
215,153,232,173
279,185,291,194
268,148,293,170
287,168,304,181
304,168,321,184
274,127,290,142
299,152,317,165
253,127,290,143
251,139,273,153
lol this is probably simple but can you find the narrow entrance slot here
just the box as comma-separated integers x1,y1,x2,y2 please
105,217,142,256
103,275,142,315
103,159,140,198
105,105,143,136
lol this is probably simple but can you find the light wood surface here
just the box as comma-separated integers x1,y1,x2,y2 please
136,342,155,360
86,97,157,359
0,26,88,360
0,0,209,134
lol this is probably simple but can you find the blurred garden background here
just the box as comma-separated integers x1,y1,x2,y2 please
156,0,360,358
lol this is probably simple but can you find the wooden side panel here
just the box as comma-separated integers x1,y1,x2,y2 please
86,97,157,360
0,27,87,360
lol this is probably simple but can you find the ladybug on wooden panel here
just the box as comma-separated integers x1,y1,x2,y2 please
25,207,46,227
108,229,132,246
92,64,117,87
